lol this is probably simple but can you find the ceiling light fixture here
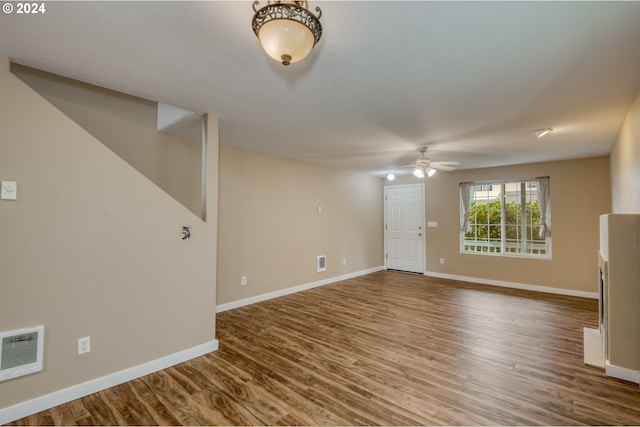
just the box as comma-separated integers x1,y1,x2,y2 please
534,128,553,138
386,173,396,181
252,1,323,66
412,166,436,179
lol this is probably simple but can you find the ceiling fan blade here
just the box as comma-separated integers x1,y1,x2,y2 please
430,164,456,171
432,161,460,166
388,146,461,174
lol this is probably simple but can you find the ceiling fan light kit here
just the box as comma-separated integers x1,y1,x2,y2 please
252,0,322,66
410,166,435,179
412,167,425,179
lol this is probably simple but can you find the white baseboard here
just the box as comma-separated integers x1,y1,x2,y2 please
606,361,640,384
0,340,218,425
424,271,599,299
216,266,386,313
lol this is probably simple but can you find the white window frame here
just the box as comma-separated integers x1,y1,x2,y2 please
460,178,551,259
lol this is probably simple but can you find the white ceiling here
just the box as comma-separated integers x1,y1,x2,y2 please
2,1,640,177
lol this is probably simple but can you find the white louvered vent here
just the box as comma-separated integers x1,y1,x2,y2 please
0,326,44,382
317,255,327,272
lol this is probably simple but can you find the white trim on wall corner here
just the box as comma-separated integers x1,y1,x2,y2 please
0,340,218,425
605,361,640,384
216,266,386,313
425,271,598,299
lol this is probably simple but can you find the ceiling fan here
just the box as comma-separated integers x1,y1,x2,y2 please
391,146,460,179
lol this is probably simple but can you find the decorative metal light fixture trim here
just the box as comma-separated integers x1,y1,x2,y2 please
252,1,323,66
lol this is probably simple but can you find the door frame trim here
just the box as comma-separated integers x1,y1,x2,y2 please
383,183,426,274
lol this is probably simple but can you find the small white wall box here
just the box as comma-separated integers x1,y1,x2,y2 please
0,326,44,382
1,180,17,200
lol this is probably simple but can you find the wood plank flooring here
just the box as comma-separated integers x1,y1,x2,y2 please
8,271,640,425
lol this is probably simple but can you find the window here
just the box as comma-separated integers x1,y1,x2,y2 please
460,178,551,258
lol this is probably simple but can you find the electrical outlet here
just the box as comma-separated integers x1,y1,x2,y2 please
439,258,445,265
78,336,91,355
342,258,347,266
241,276,247,286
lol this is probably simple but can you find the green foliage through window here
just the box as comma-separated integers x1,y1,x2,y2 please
461,181,549,256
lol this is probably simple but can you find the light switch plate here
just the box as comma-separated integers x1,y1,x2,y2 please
427,221,438,228
1,181,17,200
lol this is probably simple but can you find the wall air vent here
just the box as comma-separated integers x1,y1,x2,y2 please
317,255,326,272
0,326,44,382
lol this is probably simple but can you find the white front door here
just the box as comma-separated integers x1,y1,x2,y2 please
385,184,425,274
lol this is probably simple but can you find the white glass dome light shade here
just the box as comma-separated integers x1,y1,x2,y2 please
258,18,315,65
386,173,396,181
413,167,425,179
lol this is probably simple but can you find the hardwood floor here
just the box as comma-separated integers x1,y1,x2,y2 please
9,271,640,425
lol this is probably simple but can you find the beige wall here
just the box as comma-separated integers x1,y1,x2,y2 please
610,88,640,213
2,49,631,415
0,56,218,409
11,64,203,216
386,156,611,293
217,145,384,306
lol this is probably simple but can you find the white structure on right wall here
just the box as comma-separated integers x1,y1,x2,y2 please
587,214,640,384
